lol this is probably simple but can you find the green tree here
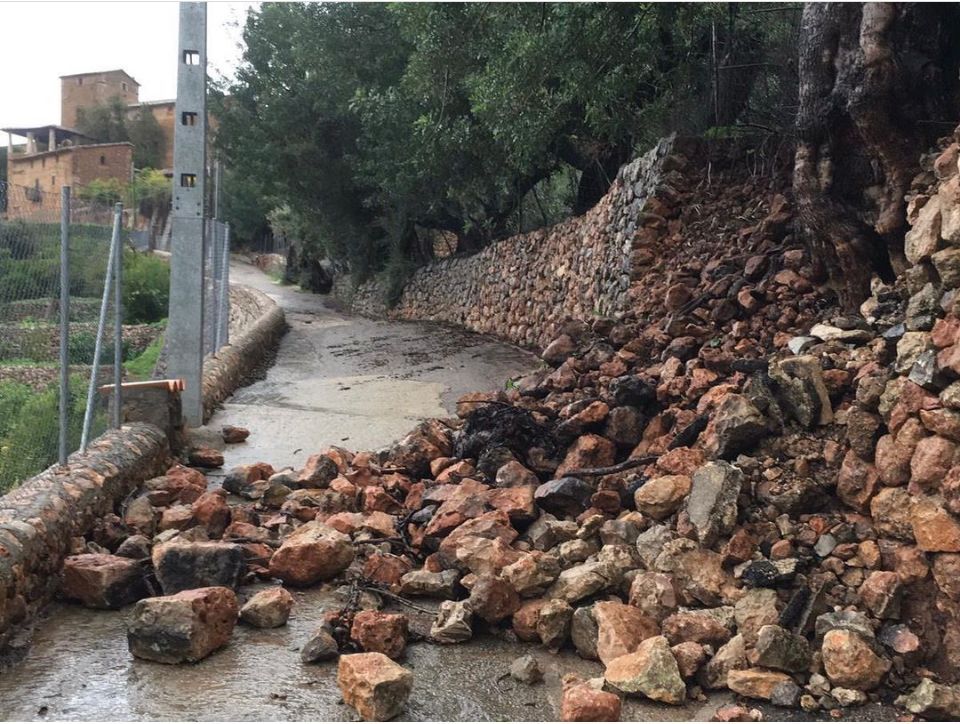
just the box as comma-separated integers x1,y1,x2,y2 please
76,96,130,144
130,168,172,249
127,105,166,169
216,3,801,288
77,177,126,205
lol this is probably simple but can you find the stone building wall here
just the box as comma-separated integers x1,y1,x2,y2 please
61,70,139,129
344,137,680,350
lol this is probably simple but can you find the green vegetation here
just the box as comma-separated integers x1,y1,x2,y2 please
0,376,99,493
123,249,170,324
124,331,164,381
214,3,799,289
76,96,167,169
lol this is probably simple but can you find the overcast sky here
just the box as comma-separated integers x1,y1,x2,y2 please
1,1,256,142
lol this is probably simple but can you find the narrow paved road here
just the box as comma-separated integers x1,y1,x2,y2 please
207,259,538,471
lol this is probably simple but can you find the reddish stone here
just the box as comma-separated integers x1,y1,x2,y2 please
127,586,239,664
723,528,757,564
556,434,616,477
363,553,413,587
188,447,224,469
221,425,250,444
911,436,958,492
662,610,732,647
268,521,355,586
159,505,195,532
594,600,661,665
351,610,409,659
191,489,231,537
468,575,520,623
654,447,705,477
911,497,960,552
672,641,708,679
561,676,622,722
337,653,413,721
821,629,890,690
362,486,403,514
485,485,537,523
837,450,880,512
858,571,902,619
60,553,148,609
513,599,546,642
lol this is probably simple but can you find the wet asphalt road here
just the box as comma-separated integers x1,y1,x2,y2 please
205,260,538,472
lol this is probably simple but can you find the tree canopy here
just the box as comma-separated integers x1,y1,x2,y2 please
76,98,167,169
215,3,801,278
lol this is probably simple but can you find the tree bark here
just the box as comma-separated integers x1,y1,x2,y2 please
794,2,960,310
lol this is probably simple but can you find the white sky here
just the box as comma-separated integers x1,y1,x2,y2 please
0,1,256,142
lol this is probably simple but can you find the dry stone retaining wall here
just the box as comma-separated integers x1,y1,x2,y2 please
344,137,678,349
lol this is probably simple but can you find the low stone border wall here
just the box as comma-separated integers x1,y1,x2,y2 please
201,285,287,421
0,424,169,651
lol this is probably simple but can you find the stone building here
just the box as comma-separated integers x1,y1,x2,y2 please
2,69,183,218
60,69,140,129
2,125,133,218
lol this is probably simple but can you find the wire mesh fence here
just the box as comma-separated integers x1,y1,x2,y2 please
0,181,120,490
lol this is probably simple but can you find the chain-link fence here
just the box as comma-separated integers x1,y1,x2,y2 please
204,218,231,357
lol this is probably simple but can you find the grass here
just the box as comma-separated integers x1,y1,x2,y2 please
124,328,164,381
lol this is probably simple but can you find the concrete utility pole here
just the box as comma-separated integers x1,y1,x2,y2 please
168,1,207,426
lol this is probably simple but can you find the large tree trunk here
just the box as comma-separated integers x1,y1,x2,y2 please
794,2,960,311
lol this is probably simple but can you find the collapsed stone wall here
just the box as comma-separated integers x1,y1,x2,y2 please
344,137,678,349
0,424,169,652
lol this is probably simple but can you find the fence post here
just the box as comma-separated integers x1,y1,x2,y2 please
58,186,71,466
80,204,121,451
112,201,123,429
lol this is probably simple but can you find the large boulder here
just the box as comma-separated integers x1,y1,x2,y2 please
337,652,414,721
708,394,767,459
60,553,149,609
240,587,294,628
684,462,743,546
535,477,594,518
152,541,245,594
127,587,239,663
351,611,409,659
268,521,354,586
821,629,890,690
604,635,685,705
594,600,660,665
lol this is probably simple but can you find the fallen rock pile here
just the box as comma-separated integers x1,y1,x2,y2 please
53,129,960,722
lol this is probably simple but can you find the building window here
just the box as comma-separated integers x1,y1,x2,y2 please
78,78,83,86
41,158,46,168
122,82,127,91
100,155,106,165
51,176,56,186
183,50,200,66
181,111,198,126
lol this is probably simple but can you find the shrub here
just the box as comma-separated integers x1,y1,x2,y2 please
0,376,93,492
67,331,131,365
123,250,170,324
